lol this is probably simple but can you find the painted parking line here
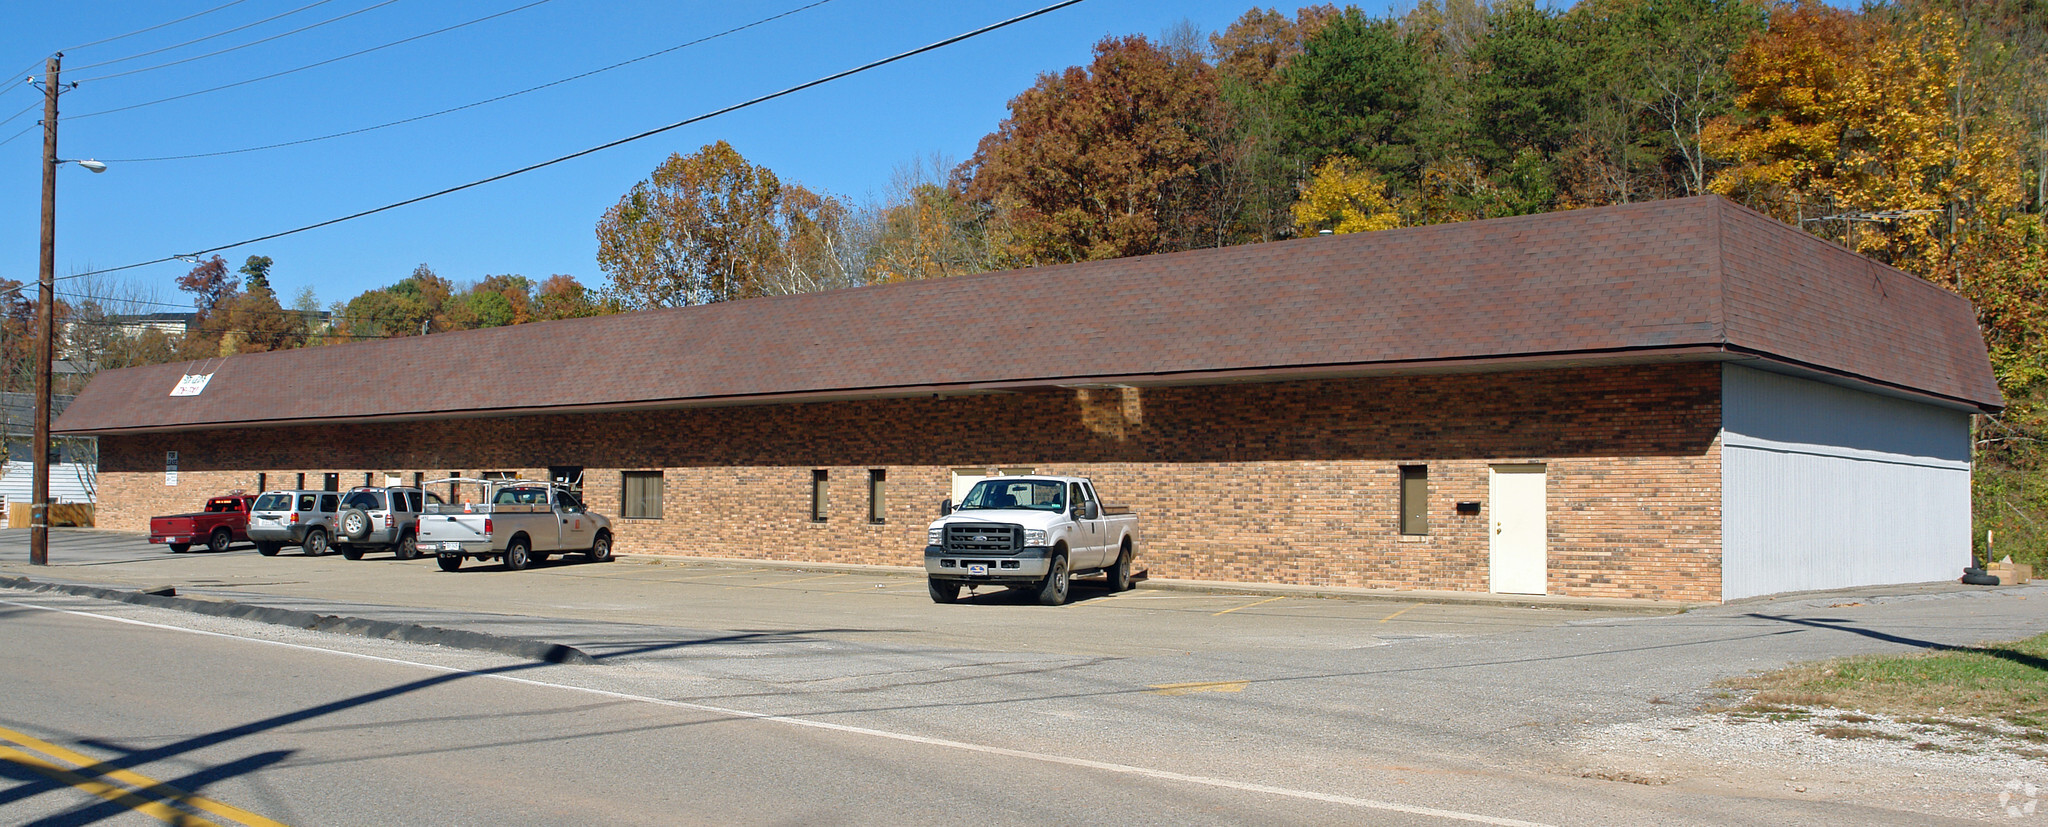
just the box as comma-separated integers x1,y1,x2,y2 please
1379,604,1430,623
0,726,287,827
1212,596,1286,616
1147,680,1249,696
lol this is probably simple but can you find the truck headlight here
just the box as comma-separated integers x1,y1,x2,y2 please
927,527,943,545
1025,529,1048,547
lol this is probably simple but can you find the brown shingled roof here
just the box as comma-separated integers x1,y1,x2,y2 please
55,195,2001,435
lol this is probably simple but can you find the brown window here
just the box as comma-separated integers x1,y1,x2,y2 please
811,470,829,522
867,469,887,524
295,472,305,489
1399,465,1428,535
322,473,339,492
623,471,663,519
257,473,267,493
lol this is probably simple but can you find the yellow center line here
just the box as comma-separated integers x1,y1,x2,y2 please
1211,596,1286,616
0,725,289,827
0,747,230,827
1379,603,1428,623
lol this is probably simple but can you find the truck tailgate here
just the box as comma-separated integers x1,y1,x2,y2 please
418,514,489,549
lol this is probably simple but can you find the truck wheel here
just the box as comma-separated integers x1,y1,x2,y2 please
1035,552,1071,606
585,531,613,563
340,545,363,561
928,578,960,604
1106,542,1133,592
255,542,281,557
503,538,531,571
167,543,190,554
437,554,462,572
207,528,233,554
339,509,372,540
394,532,419,560
302,528,328,557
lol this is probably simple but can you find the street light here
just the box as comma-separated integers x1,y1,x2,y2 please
31,54,99,566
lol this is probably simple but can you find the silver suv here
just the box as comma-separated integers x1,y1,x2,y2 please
248,490,341,556
334,486,443,560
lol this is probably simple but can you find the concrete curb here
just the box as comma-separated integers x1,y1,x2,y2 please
0,576,595,665
618,554,1692,614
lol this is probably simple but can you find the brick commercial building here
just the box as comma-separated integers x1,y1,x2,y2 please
57,196,2001,602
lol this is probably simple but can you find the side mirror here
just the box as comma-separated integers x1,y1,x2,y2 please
939,499,953,517
1077,502,1098,520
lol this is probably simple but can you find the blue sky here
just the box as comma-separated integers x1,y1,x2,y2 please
0,0,1383,315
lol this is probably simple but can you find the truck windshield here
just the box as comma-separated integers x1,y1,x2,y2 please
959,480,1065,511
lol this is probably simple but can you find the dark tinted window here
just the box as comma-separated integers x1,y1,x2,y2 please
319,494,340,511
341,491,386,511
253,493,291,511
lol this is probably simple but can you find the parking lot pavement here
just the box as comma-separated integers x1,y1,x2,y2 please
10,528,2048,822
0,528,1633,657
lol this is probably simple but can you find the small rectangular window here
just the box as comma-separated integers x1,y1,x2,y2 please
1399,465,1428,535
867,469,887,524
811,470,829,522
295,472,306,490
257,473,267,493
623,471,664,519
322,473,339,492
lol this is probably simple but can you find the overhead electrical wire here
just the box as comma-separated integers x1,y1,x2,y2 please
59,0,1091,284
63,0,262,54
74,0,405,83
0,0,262,103
102,0,837,161
77,0,565,126
67,0,347,73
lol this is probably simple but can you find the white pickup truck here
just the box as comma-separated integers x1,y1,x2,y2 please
924,475,1137,605
416,478,613,572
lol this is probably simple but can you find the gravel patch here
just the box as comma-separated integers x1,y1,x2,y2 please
1570,706,2048,821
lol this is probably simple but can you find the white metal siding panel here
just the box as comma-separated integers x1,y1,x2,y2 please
0,461,95,503
1721,365,1971,600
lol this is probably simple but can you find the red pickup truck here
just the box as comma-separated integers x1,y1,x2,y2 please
150,494,258,553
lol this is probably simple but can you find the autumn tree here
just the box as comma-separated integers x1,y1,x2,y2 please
176,255,238,319
1292,156,1404,234
1211,5,1340,242
962,35,1229,263
596,141,851,308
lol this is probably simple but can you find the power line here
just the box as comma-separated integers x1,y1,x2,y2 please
62,0,1090,283
74,0,404,83
67,0,346,73
77,0,565,127
101,0,837,160
63,0,261,53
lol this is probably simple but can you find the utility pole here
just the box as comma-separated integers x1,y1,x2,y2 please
31,53,60,566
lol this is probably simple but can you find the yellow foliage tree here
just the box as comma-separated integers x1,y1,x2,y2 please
1291,156,1406,235
1705,3,2024,276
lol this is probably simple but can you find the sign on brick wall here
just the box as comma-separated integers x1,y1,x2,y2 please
165,451,178,486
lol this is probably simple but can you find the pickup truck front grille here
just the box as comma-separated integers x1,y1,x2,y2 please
944,523,1021,553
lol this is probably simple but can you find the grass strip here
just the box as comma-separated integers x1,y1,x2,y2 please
1722,632,2048,732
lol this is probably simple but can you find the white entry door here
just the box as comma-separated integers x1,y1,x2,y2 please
1489,464,1548,595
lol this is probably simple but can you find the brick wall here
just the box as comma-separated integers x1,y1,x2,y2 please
91,363,1725,600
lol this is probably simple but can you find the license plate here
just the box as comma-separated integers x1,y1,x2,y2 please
440,542,463,552
968,564,988,575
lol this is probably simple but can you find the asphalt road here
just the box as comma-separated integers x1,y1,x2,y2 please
2,528,2042,824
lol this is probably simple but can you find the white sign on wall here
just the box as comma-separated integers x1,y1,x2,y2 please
169,374,212,397
165,451,179,486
